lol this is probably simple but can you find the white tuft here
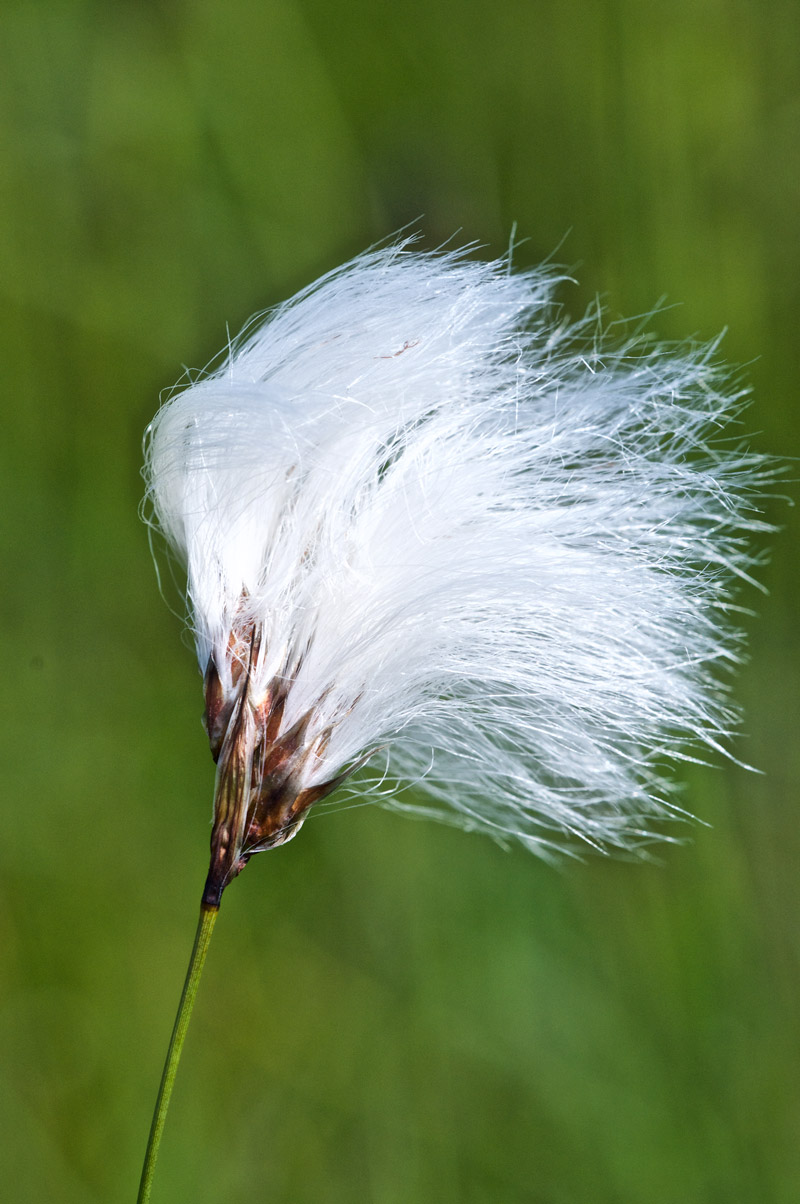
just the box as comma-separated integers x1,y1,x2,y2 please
143,240,772,856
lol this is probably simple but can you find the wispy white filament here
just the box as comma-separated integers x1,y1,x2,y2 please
144,240,770,856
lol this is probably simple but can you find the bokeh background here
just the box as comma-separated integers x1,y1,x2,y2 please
2,1,798,1201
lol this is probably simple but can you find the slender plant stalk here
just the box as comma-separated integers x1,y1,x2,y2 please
137,902,219,1204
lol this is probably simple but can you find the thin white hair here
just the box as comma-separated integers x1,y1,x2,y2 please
144,239,772,856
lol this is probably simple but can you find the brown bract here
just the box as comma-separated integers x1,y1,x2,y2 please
200,623,349,907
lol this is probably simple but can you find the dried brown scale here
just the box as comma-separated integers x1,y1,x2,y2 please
202,659,229,763
202,618,259,759
243,722,339,845
263,687,286,746
200,620,356,906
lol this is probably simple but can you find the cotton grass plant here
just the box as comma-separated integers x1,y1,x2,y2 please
137,239,770,1200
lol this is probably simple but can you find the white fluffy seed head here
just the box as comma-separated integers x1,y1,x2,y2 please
144,239,771,869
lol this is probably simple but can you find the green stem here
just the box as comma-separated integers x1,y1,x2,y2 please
137,902,219,1204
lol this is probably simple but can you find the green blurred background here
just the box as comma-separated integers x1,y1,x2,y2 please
2,1,798,1201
